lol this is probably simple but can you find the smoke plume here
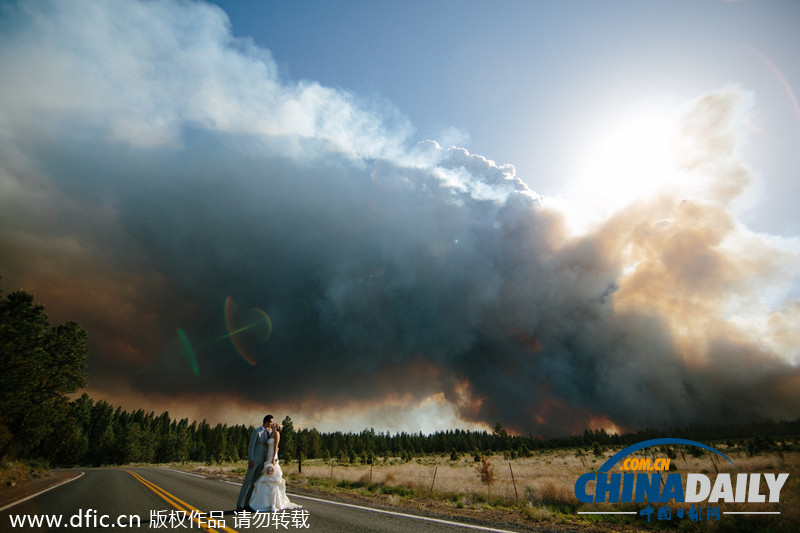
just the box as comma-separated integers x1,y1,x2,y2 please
1,0,798,435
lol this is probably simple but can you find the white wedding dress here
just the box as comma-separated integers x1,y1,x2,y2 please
249,437,302,512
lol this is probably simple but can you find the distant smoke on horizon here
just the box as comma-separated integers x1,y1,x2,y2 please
1,0,798,436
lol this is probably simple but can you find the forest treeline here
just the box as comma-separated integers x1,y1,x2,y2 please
3,284,799,468
13,393,800,467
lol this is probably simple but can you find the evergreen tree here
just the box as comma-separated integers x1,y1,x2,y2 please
175,419,190,463
0,288,88,461
280,416,295,461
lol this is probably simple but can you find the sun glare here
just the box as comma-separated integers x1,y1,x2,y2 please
554,103,699,235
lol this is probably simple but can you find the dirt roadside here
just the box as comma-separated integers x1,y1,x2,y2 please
0,470,82,510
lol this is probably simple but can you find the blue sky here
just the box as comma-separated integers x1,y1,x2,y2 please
212,0,800,236
1,0,799,435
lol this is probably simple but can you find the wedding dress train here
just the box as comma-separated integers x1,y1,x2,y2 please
249,437,302,512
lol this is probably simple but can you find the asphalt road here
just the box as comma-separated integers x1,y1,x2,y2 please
1,467,524,533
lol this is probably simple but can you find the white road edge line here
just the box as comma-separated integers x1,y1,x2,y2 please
287,493,522,533
0,471,85,512
193,473,520,531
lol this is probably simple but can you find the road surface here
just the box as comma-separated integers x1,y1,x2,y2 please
1,467,525,532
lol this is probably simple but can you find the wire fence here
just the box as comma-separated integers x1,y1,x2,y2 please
290,457,581,501
287,449,797,502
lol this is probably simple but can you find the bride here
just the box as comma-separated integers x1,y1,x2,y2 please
249,422,302,512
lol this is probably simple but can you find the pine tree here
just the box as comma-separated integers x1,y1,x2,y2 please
0,288,88,461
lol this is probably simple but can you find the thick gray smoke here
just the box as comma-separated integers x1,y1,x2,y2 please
1,0,798,435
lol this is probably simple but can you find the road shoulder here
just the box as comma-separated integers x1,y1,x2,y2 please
0,470,82,510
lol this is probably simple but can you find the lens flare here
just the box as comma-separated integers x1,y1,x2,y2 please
177,328,200,376
748,46,800,135
223,296,273,365
291,298,312,320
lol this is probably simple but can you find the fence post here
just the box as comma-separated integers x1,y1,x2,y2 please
508,459,518,499
651,450,666,489
430,462,438,492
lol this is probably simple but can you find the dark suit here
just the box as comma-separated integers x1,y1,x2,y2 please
236,425,269,508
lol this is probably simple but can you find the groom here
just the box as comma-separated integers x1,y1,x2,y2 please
236,414,273,511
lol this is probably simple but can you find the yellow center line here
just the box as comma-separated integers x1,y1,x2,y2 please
126,470,239,533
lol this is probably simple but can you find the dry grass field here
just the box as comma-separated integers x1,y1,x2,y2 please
293,452,581,501
183,443,799,531
292,448,795,499
278,446,800,530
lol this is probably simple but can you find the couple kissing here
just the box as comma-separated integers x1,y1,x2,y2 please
236,414,302,512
